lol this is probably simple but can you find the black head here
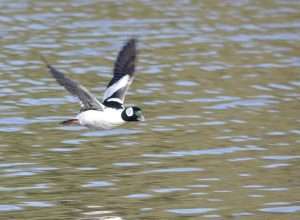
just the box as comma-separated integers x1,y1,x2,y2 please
121,106,144,122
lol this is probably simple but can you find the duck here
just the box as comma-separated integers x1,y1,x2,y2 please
42,38,144,129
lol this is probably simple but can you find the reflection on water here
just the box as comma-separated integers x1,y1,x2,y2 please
1,0,300,219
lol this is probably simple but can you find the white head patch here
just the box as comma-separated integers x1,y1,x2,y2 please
126,107,134,117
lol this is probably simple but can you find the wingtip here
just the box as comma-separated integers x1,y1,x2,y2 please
40,53,52,69
126,38,137,47
129,37,137,42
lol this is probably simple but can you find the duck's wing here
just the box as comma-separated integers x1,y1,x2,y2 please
102,38,137,107
42,56,104,111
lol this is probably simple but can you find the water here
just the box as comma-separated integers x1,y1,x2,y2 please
0,0,300,219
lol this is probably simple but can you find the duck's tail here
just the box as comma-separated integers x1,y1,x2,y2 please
61,119,79,125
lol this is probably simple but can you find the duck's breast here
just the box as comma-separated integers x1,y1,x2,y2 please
77,109,124,129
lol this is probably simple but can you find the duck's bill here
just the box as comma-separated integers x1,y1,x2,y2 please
138,115,145,121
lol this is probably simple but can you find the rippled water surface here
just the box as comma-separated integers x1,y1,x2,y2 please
1,1,300,219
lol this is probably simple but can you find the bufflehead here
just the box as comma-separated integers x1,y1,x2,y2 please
42,39,144,129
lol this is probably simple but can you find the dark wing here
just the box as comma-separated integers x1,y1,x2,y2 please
41,56,104,111
102,38,137,106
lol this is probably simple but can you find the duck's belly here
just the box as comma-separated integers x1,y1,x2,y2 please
77,109,124,129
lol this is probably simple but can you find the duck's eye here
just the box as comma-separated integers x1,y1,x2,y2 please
126,108,133,117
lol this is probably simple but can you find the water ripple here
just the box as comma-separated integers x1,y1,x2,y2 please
125,193,153,199
82,128,142,137
0,183,49,192
206,98,278,110
259,206,300,214
0,164,58,177
142,167,203,174
22,201,54,208
143,146,264,158
262,155,300,160
166,208,217,216
152,188,189,193
0,204,23,212
82,181,114,188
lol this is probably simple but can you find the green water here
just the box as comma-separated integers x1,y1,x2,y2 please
0,1,300,219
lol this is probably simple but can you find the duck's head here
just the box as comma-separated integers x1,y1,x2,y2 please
121,106,144,122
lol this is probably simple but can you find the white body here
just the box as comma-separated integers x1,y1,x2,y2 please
76,108,125,129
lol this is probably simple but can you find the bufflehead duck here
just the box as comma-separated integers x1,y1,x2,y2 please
42,38,144,129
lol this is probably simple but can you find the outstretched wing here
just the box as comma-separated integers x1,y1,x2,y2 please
42,56,104,111
102,38,137,107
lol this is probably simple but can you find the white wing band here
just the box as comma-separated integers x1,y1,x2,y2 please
106,98,123,104
103,75,130,101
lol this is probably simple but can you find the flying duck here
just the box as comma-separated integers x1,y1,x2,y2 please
42,38,144,129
